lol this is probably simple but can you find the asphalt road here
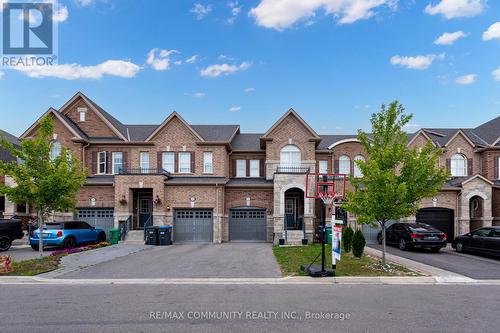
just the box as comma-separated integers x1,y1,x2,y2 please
1,284,500,333
369,244,500,279
58,243,282,279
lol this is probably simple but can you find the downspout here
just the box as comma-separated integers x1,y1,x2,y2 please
216,183,219,243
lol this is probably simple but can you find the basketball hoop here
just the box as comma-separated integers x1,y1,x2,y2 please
318,192,342,206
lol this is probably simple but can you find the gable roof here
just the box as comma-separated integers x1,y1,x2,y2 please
0,129,20,147
261,108,321,140
20,108,86,140
231,133,264,151
474,116,500,145
145,112,205,142
190,125,240,142
58,92,128,141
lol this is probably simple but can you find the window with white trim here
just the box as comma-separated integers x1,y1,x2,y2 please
98,151,107,174
450,153,467,177
178,152,191,173
318,160,328,174
339,155,351,175
280,145,301,167
236,160,246,177
353,155,365,178
78,107,87,122
140,152,150,171
50,141,61,161
250,160,260,177
112,152,123,174
203,152,213,173
162,152,175,173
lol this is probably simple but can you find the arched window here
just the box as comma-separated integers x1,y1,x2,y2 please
280,145,301,167
50,141,61,160
450,153,467,177
353,155,365,178
339,155,351,175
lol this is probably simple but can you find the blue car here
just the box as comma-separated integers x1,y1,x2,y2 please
30,221,107,250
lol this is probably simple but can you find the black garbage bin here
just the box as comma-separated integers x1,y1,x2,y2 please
158,226,173,246
145,226,159,246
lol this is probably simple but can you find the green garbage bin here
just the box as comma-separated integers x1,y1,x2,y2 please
326,225,332,244
109,228,121,245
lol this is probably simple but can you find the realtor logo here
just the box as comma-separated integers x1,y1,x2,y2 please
1,0,57,66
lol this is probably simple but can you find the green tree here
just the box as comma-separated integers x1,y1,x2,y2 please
352,230,366,258
0,117,86,257
344,101,448,265
342,226,354,253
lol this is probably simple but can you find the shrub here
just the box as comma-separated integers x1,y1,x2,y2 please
352,230,366,258
342,226,354,253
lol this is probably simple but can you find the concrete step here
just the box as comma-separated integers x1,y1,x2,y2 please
123,230,145,243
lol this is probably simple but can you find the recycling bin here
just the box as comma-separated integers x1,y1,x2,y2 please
157,226,173,246
145,226,159,246
109,228,121,245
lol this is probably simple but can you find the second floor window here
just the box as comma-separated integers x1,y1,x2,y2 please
250,159,260,177
203,152,213,173
78,107,87,122
236,160,246,177
140,152,150,170
339,155,351,175
50,141,61,161
98,151,107,174
178,152,191,173
112,152,123,174
353,155,365,178
162,152,175,173
451,153,467,177
280,145,301,167
318,160,328,174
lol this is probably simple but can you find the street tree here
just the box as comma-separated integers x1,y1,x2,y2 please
344,101,448,265
0,117,86,257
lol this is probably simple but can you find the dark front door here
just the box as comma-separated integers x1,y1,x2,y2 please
285,198,296,229
138,198,152,228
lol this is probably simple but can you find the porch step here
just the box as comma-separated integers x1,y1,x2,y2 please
282,231,306,245
122,230,145,243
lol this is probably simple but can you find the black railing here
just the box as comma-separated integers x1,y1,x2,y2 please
118,168,170,176
143,215,153,241
276,166,310,174
119,215,132,240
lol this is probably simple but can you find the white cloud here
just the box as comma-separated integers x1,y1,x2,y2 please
185,92,206,98
146,48,179,71
53,5,69,22
218,54,235,61
186,55,199,64
483,22,500,41
455,74,477,85
0,71,4,79
190,3,212,20
200,62,251,77
229,106,241,112
403,123,421,130
12,60,141,80
249,0,396,30
390,54,445,70
434,31,468,45
492,67,500,82
244,87,255,93
354,104,371,110
424,0,484,19
227,1,242,24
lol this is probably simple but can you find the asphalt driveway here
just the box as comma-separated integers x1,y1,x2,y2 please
369,244,500,279
58,243,282,279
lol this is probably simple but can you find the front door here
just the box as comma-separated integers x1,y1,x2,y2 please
285,198,296,229
138,198,152,228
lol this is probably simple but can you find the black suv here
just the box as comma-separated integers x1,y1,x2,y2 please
0,218,24,251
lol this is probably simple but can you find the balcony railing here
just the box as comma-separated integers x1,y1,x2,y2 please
118,168,171,177
275,166,310,174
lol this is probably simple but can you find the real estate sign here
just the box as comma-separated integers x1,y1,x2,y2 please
332,225,342,261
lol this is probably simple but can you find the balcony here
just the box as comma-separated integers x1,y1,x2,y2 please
275,166,310,174
118,168,171,177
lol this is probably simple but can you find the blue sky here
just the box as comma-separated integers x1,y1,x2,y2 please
0,0,499,136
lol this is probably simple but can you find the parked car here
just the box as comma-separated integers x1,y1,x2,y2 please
29,221,106,250
452,227,500,258
377,222,447,252
0,218,24,251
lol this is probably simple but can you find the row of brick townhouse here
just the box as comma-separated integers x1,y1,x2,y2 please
2,92,500,244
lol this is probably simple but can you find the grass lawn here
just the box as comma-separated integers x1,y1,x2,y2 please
1,255,63,276
273,243,418,277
